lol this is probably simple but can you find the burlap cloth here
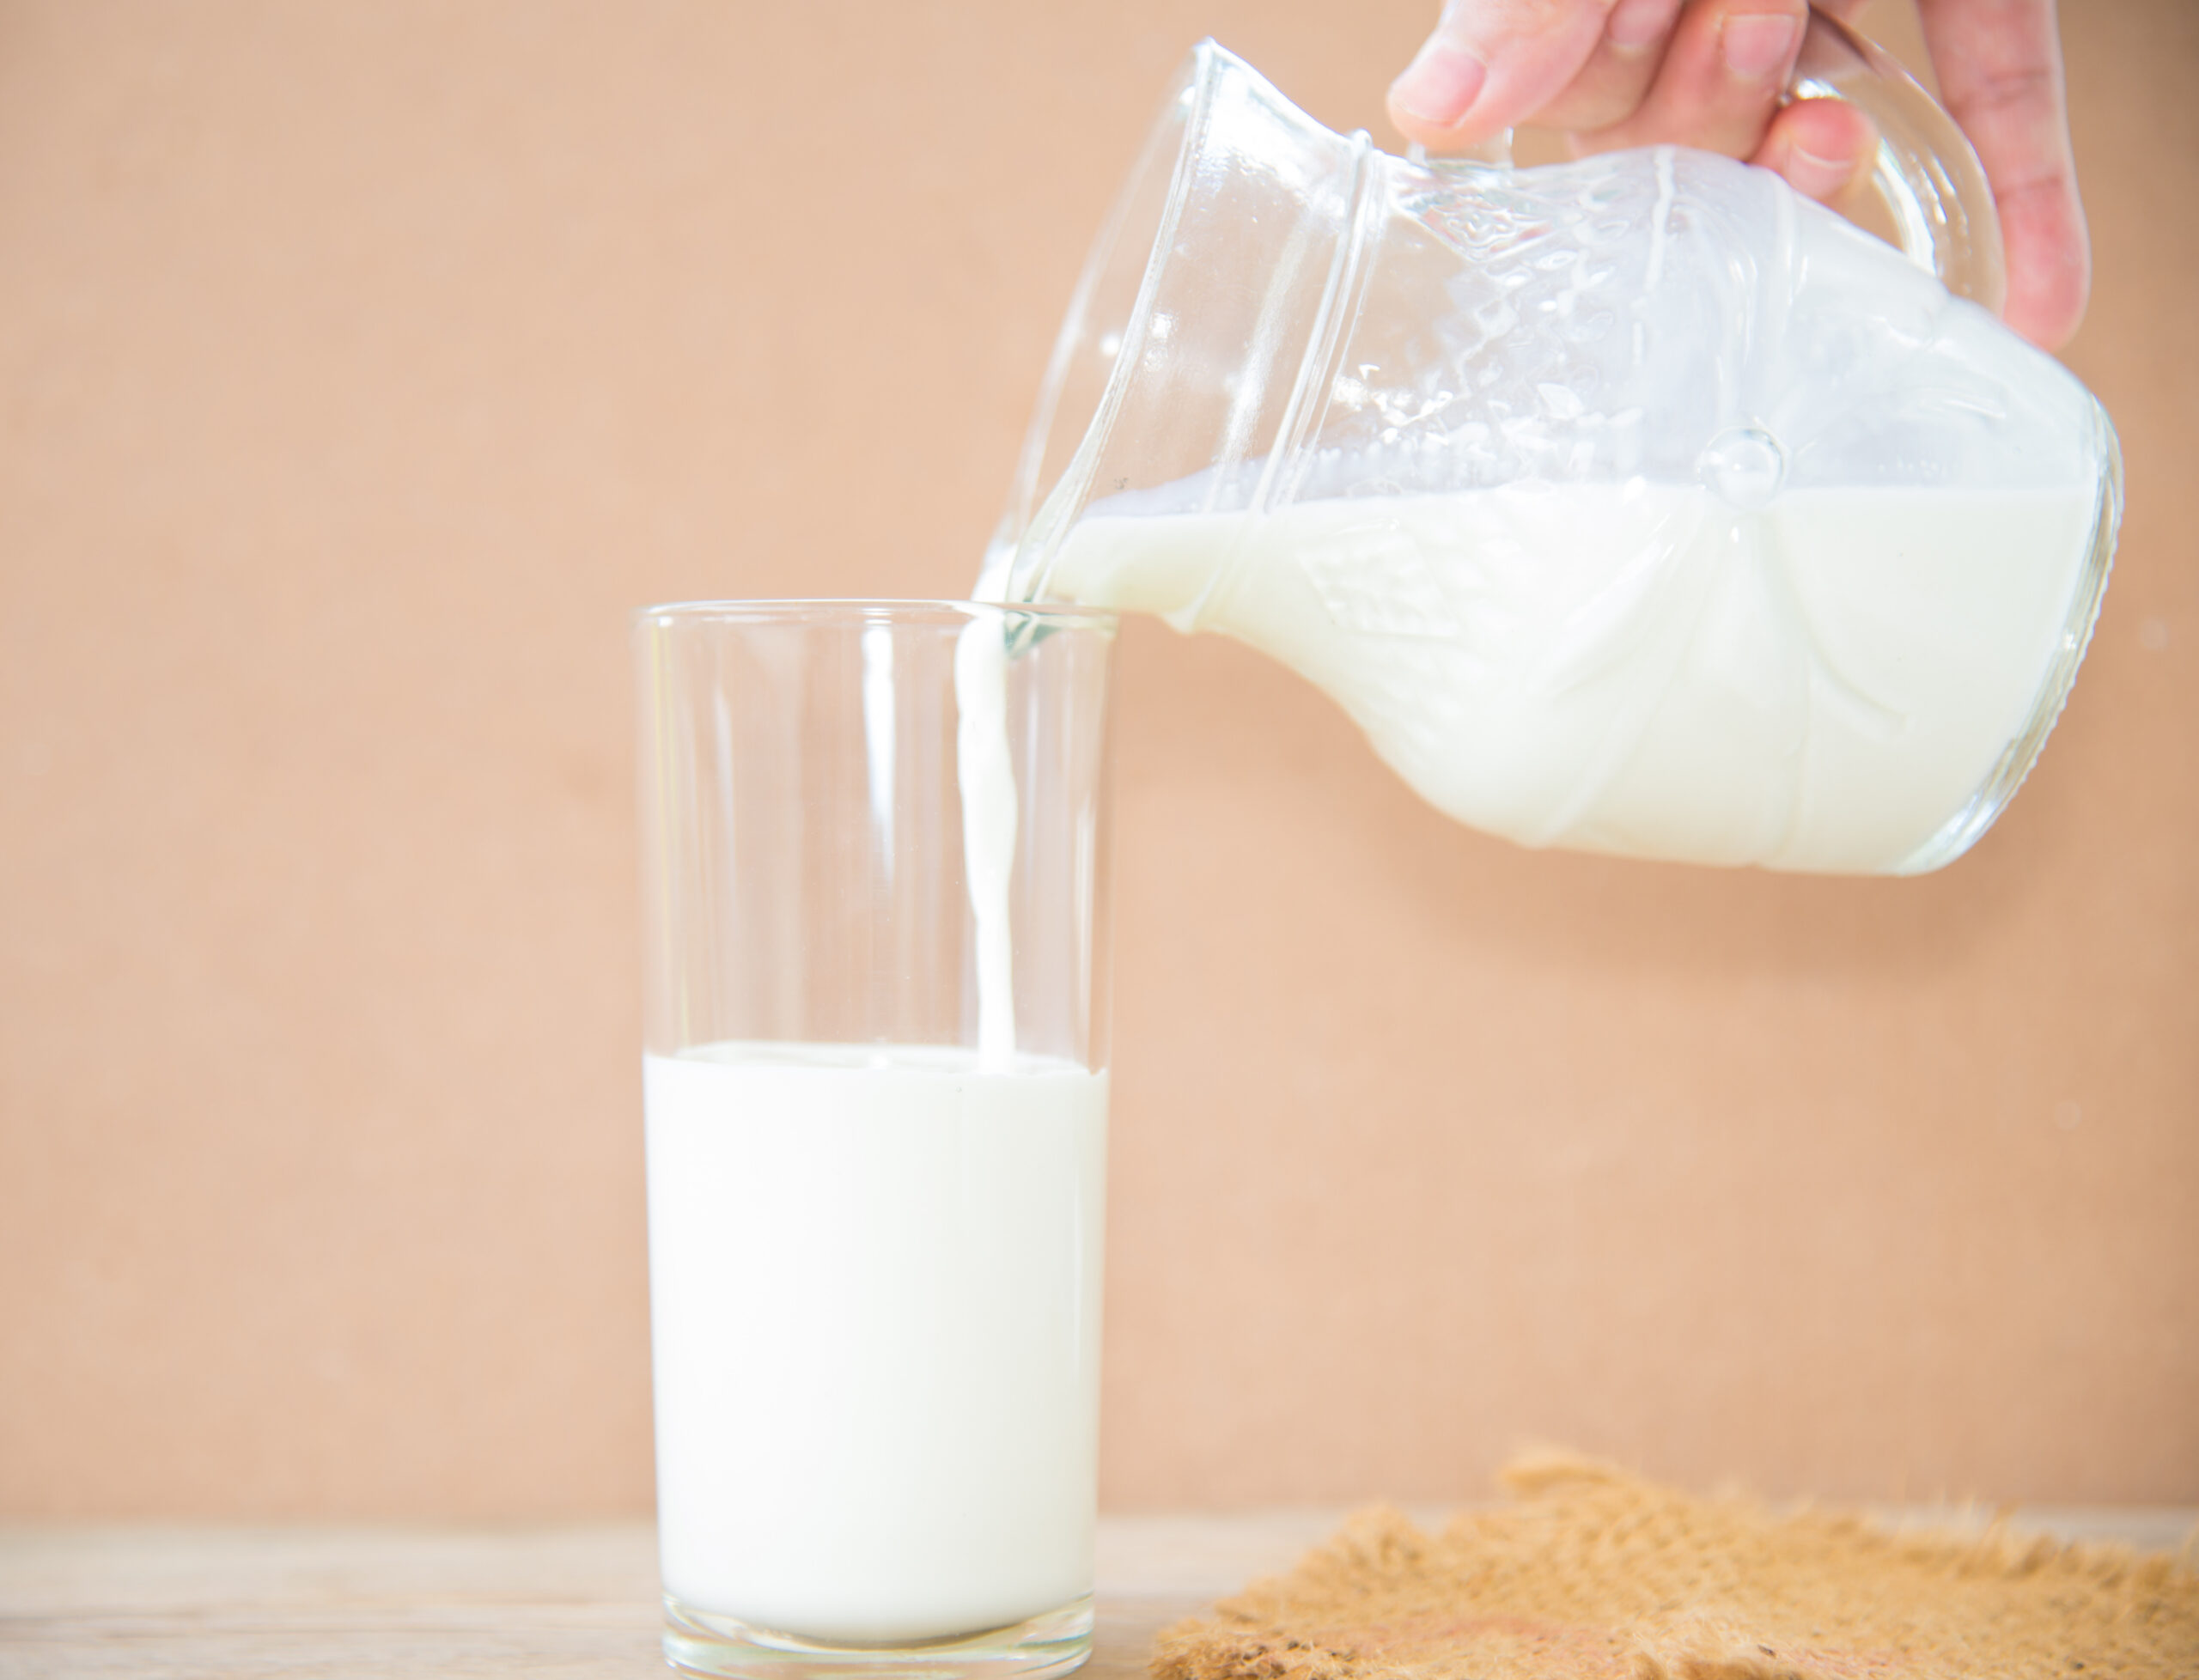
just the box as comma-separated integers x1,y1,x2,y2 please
1152,1453,2198,1680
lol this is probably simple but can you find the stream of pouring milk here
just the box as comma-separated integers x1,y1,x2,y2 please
954,618,1019,1062
999,479,2098,873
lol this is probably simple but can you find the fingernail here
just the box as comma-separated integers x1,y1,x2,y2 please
1721,12,1800,78
1786,144,1859,199
1607,0,1678,52
1391,40,1488,125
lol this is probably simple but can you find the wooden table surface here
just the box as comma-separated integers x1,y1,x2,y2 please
3,1508,2192,1678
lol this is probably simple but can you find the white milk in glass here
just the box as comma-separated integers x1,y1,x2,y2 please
646,1043,1106,1645
1025,480,2098,873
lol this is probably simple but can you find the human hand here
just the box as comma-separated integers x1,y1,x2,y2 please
1386,0,2088,350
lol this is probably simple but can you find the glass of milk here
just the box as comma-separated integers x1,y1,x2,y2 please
633,601,1118,1679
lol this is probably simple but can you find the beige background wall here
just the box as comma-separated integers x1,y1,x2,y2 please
1,0,2191,1519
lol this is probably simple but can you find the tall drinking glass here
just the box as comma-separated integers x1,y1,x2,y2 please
633,601,1117,1680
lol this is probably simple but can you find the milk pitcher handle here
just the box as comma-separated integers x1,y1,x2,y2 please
1792,5,2007,312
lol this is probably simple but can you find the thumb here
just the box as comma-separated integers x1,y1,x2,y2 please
1388,1,1619,149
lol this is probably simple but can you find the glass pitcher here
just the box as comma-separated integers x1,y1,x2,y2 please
984,16,2120,875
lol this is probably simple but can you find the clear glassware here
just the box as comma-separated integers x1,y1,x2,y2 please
634,601,1117,1680
988,21,2119,875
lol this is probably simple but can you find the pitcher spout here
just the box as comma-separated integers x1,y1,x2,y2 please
990,42,1374,619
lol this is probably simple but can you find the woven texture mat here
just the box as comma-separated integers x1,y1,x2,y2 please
1154,1454,2198,1680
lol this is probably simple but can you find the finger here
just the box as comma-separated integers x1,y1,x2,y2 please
1388,0,1620,151
1750,95,1877,205
1915,0,2089,349
1991,173,2089,351
1574,0,1808,161
1533,0,1685,132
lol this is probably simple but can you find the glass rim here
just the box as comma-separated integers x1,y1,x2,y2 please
631,598,1119,633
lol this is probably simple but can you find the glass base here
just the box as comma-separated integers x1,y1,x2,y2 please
662,1592,1093,1680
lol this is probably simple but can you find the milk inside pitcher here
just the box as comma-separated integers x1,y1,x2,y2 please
983,33,2120,875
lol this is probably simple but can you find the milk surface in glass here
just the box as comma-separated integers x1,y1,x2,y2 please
646,1042,1107,1646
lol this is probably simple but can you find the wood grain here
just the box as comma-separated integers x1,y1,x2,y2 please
3,1512,2190,1679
